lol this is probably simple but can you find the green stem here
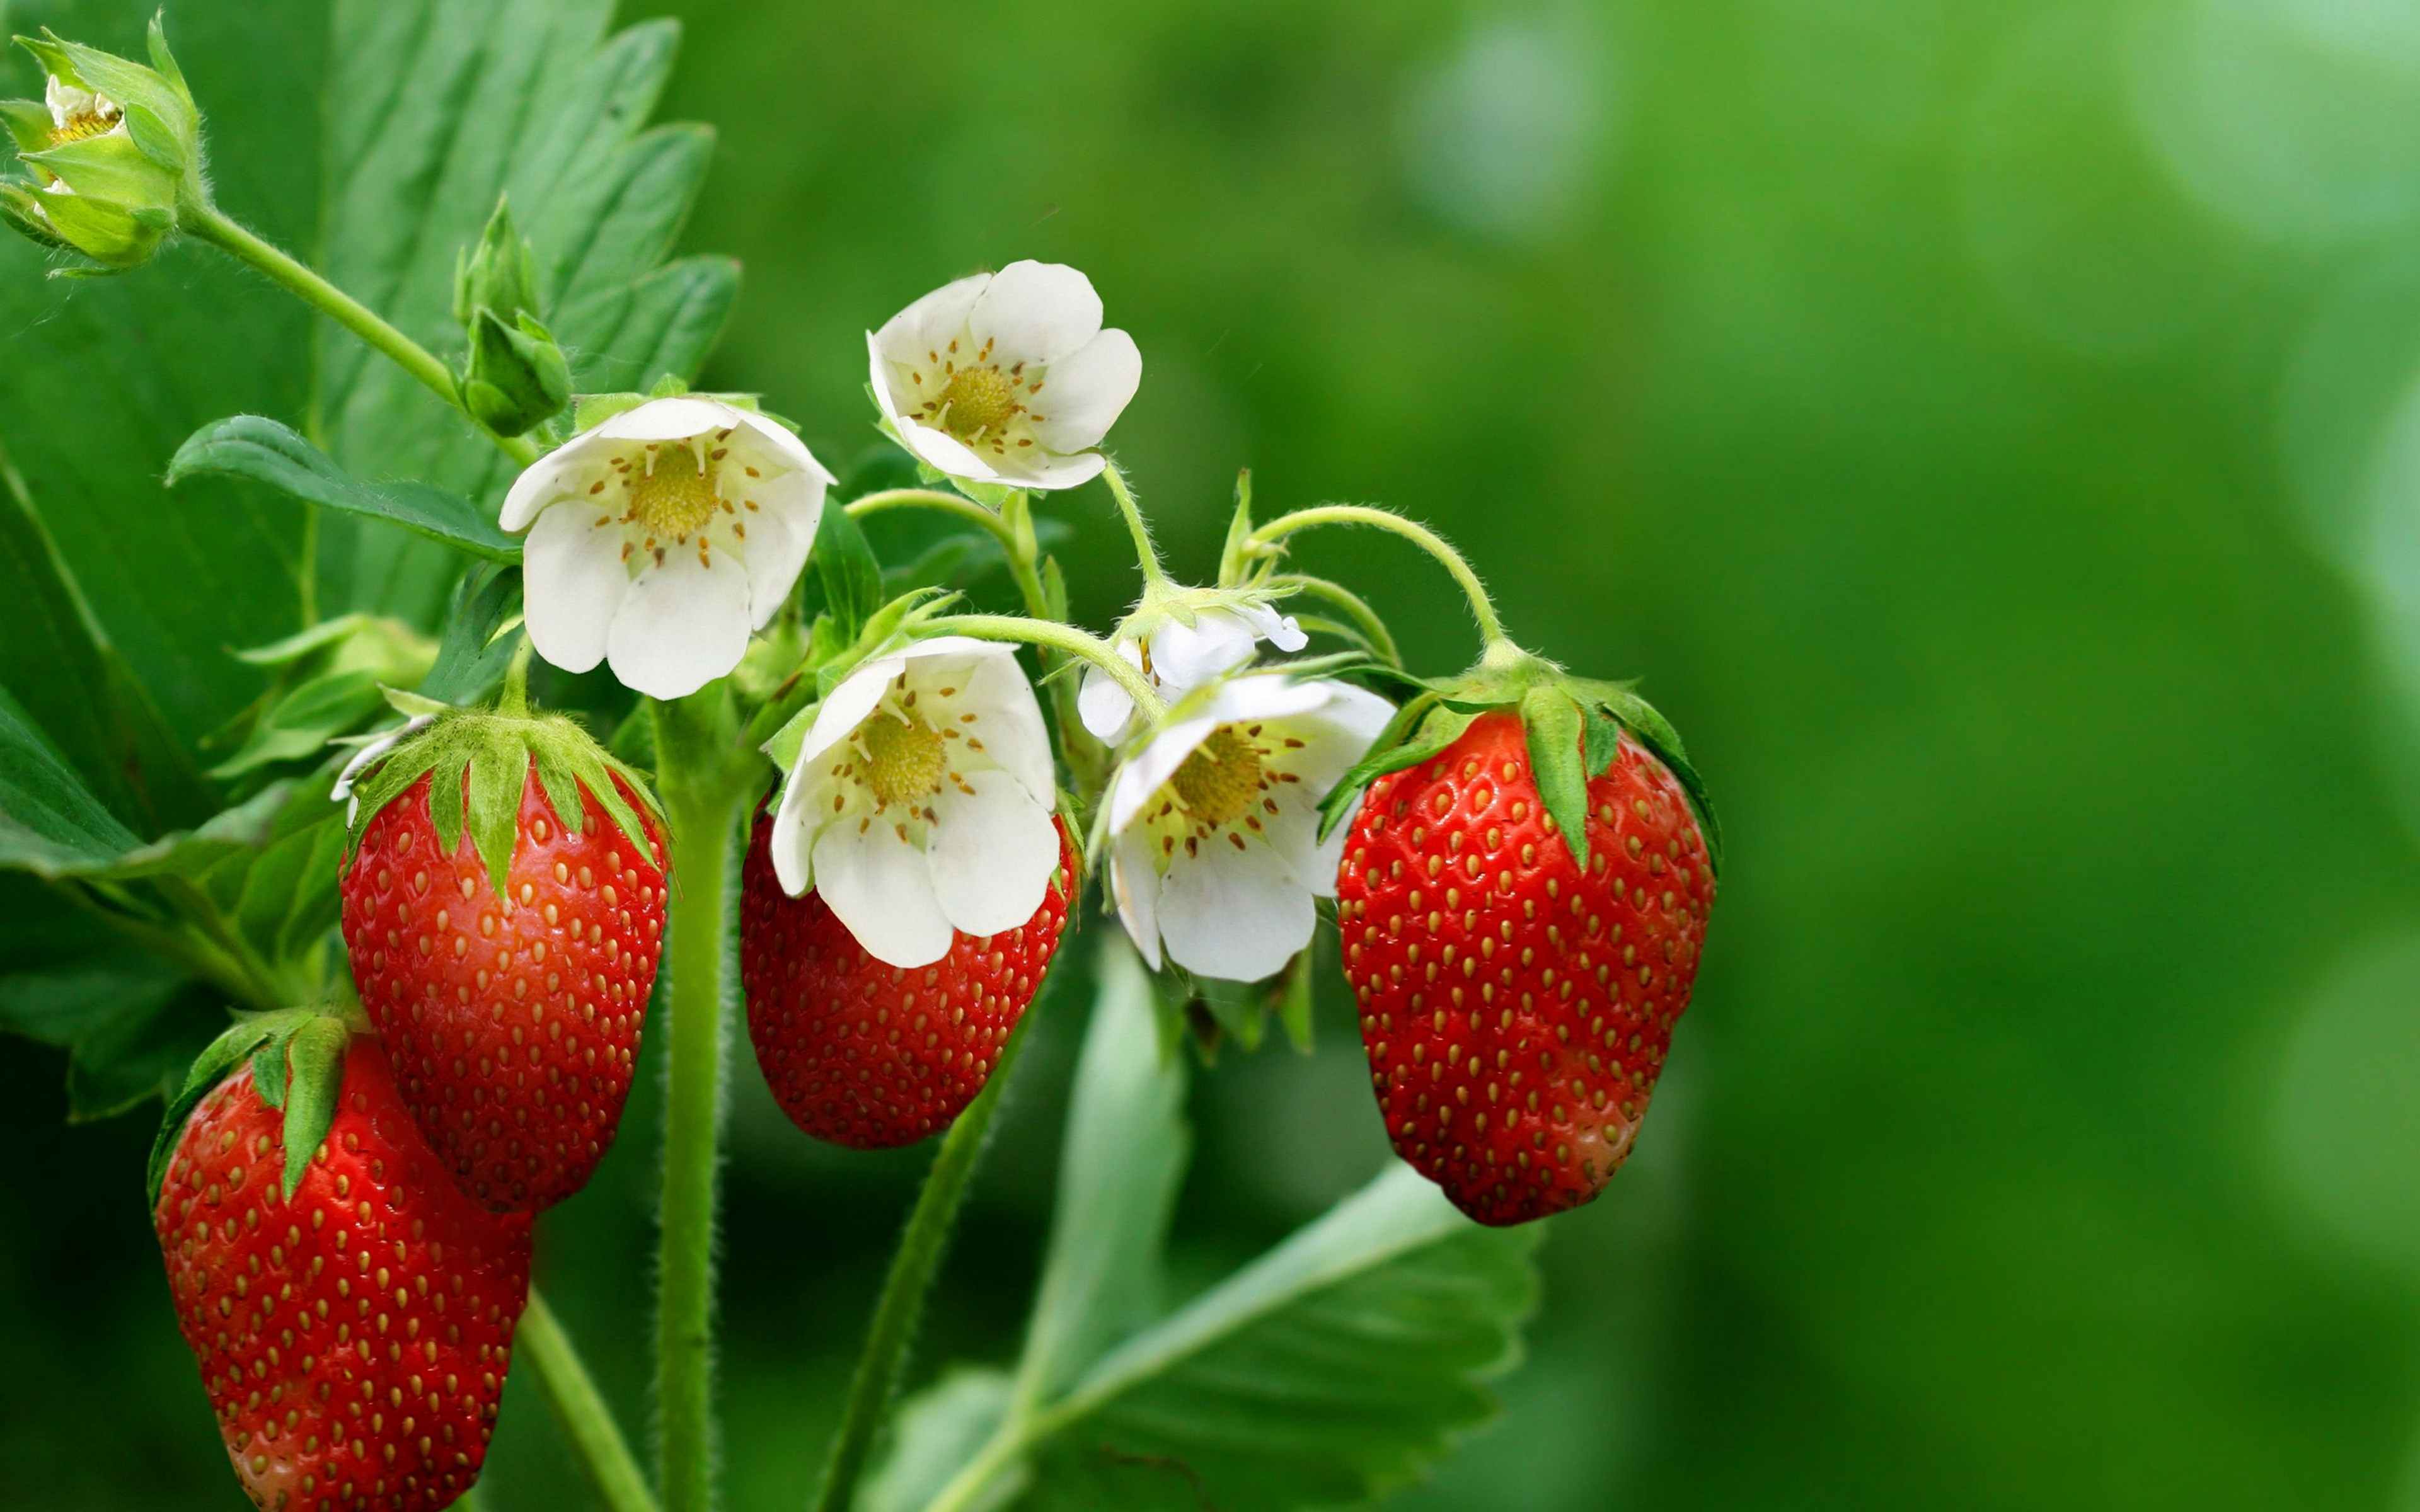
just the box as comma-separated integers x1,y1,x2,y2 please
1249,505,1507,650
1265,573,1403,667
844,488,1019,553
184,205,539,467
648,692,752,1512
921,613,1165,721
520,1288,659,1512
809,1009,1044,1512
1098,459,1169,588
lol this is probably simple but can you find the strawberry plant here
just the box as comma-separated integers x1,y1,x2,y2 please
0,6,1719,1510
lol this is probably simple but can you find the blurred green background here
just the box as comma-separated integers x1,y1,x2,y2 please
8,0,2420,1507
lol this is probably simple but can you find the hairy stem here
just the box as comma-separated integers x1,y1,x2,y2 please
649,692,753,1512
1250,505,1507,649
844,488,1019,552
921,613,1165,720
183,205,539,467
1099,458,1169,588
519,1288,660,1512
1265,573,1404,667
809,1009,1044,1512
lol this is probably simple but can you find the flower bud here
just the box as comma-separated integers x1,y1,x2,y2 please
454,198,570,434
1,17,203,271
462,307,573,435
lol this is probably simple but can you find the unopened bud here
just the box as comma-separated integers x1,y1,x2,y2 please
462,307,573,436
0,16,203,272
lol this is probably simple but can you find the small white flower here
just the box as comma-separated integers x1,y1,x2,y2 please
1107,674,1393,982
331,715,435,826
45,76,123,143
770,636,1061,968
1076,603,1307,744
501,396,835,701
868,261,1141,491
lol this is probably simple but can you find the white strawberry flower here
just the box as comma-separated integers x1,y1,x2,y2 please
1107,673,1393,982
868,261,1141,491
44,75,124,157
770,636,1061,968
1076,602,1308,744
502,396,835,701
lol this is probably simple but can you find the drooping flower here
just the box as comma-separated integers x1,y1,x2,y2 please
500,396,834,701
1107,673,1393,982
868,261,1141,491
769,637,1061,968
1076,602,1307,744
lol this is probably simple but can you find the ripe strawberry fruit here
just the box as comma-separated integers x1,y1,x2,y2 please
152,1026,531,1511
1337,707,1716,1225
338,704,667,1212
740,813,1077,1148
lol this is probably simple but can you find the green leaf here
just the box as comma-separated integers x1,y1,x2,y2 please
933,1167,1541,1511
205,668,387,780
807,498,886,645
417,564,525,707
0,962,222,1121
279,1014,350,1200
1521,685,1590,871
0,1,325,745
0,684,149,875
314,3,736,622
1273,947,1316,1054
0,440,212,831
858,1370,1023,1512
1013,944,1192,1406
168,416,521,563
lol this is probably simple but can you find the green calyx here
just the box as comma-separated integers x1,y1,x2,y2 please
144,1003,366,1208
340,703,667,902
1317,641,1722,878
4,16,206,270
453,196,571,435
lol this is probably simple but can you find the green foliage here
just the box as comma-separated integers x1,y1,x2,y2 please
168,416,521,563
867,944,1540,1511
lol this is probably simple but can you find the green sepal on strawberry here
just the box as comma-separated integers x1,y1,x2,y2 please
149,1014,531,1511
337,693,669,1212
1325,641,1720,1227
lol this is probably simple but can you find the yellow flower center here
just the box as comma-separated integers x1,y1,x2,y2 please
862,714,946,808
1168,727,1264,830
936,364,1022,440
627,447,722,538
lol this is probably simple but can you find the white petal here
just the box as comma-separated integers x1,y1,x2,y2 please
596,395,736,442
737,501,807,631
731,408,835,486
1109,714,1218,834
797,651,908,770
969,261,1103,365
875,272,990,366
1238,602,1308,653
521,504,629,675
952,646,1056,801
604,549,752,700
895,416,1001,483
1028,328,1141,453
927,770,1059,938
500,433,606,532
813,816,956,968
1195,673,1332,728
1078,639,1145,740
1150,610,1260,694
1287,682,1398,792
1109,825,1164,970
769,773,827,896
1156,839,1315,982
868,329,912,424
984,449,1105,493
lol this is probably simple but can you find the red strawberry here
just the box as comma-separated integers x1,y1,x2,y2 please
338,711,667,1212
740,813,1076,1148
1338,708,1715,1225
153,1033,531,1511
